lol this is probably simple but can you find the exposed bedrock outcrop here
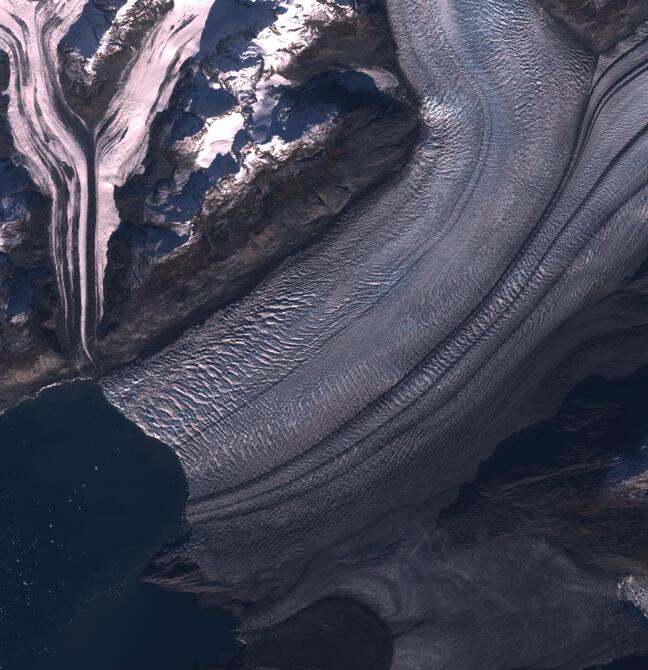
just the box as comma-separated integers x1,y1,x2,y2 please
537,0,648,52
98,102,419,363
0,0,420,406
59,0,174,127
96,0,420,364
103,0,648,668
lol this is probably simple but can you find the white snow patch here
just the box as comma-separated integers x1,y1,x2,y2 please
193,0,355,170
196,110,246,168
619,575,648,617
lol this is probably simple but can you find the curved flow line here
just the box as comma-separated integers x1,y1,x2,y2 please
0,1,91,361
186,17,648,520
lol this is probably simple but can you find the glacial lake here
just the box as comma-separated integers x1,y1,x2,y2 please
0,382,237,670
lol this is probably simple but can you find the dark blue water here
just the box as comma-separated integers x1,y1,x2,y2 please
0,382,238,670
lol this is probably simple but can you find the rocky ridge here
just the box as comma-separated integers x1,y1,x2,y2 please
0,0,420,408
